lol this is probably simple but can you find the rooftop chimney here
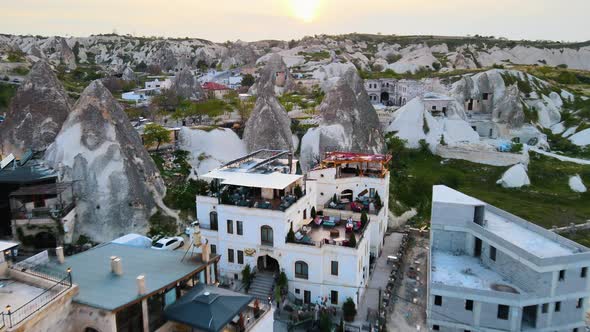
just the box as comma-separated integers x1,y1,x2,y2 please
112,258,123,276
56,246,65,264
201,243,210,263
137,275,146,295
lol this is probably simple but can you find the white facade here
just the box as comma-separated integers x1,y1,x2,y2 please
145,78,172,90
196,151,391,307
428,185,590,332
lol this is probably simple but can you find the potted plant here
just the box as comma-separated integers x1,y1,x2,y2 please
342,297,357,322
253,299,261,318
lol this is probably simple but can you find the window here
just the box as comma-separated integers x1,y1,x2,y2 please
555,301,561,312
331,261,338,276
559,270,565,281
432,325,440,331
295,288,300,294
166,239,177,246
434,295,442,306
577,298,584,309
227,220,233,234
228,249,234,263
237,250,244,264
210,244,217,255
432,105,436,110
237,221,243,235
573,328,578,332
542,303,548,313
465,299,473,311
482,93,489,100
209,211,218,230
261,226,273,246
490,246,497,261
582,267,587,278
295,261,309,279
304,290,311,304
497,305,509,320
331,290,338,305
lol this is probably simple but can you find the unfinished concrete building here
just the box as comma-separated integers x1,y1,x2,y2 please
428,186,590,332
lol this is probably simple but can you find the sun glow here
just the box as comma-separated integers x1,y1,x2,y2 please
290,0,321,23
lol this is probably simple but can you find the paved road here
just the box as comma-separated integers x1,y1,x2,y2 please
356,232,404,326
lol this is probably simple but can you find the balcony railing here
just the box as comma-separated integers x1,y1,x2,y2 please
3,271,72,328
11,202,76,220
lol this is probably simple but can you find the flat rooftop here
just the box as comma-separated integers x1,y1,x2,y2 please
203,149,301,190
433,185,581,258
484,211,575,258
431,251,524,294
45,242,212,311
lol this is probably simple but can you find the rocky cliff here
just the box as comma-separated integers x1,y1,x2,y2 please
300,68,385,170
243,92,294,152
44,80,166,242
249,54,295,96
0,61,71,158
171,68,205,100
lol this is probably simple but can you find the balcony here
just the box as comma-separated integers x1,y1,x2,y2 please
288,214,369,249
208,185,305,212
323,196,382,216
11,202,75,220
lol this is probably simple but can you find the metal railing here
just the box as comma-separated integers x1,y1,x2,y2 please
3,272,72,328
11,250,71,285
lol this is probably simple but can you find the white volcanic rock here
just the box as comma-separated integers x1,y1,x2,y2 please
311,62,357,91
243,93,293,151
449,69,525,128
569,175,587,193
45,80,166,242
179,127,247,177
300,68,385,170
0,61,71,158
171,68,205,100
386,98,479,149
121,66,136,81
249,54,295,96
569,128,590,146
386,45,439,74
496,164,530,188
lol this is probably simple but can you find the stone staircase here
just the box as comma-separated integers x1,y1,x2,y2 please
247,272,275,301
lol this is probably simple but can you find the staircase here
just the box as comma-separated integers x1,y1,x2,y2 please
247,272,275,301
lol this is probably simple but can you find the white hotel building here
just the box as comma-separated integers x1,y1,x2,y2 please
196,150,391,306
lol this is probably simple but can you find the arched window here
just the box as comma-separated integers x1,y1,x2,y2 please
209,211,218,230
295,261,308,279
261,226,273,246
84,328,100,332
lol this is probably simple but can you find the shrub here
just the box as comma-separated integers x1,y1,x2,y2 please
319,311,332,332
374,191,382,208
311,206,316,218
342,298,357,322
347,232,357,248
241,264,253,292
432,62,441,71
360,211,368,227
510,143,523,153
286,222,295,243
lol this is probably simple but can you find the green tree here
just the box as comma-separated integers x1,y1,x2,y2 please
241,74,255,87
143,123,171,151
374,191,382,208
311,206,317,218
342,297,357,322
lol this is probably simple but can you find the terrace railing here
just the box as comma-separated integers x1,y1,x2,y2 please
3,272,72,328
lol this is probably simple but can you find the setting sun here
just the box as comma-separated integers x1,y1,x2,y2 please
290,0,321,22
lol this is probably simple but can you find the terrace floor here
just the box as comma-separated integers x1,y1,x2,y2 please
0,279,54,310
295,217,364,247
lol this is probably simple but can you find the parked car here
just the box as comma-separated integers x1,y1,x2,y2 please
151,236,184,250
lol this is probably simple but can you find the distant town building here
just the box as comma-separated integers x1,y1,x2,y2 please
203,82,232,99
428,185,590,331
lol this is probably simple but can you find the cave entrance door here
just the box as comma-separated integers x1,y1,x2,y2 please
380,92,390,104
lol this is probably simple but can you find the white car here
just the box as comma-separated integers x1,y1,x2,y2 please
151,236,184,251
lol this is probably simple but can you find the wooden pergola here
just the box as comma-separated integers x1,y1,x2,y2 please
319,152,392,178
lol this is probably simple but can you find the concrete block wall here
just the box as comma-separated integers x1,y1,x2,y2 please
432,229,467,254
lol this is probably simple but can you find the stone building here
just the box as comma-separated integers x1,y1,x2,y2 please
364,78,425,106
428,185,590,332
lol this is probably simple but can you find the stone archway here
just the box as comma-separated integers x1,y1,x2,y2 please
257,254,280,273
380,92,389,104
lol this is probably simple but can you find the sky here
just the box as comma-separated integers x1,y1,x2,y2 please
1,0,589,42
